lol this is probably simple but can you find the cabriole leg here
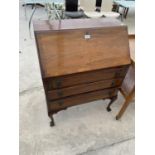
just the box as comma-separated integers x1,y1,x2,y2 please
50,115,55,127
107,96,117,112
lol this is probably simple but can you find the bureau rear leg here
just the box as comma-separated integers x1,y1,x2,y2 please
107,96,117,112
50,115,55,127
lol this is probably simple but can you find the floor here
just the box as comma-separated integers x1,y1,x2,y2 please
19,1,135,155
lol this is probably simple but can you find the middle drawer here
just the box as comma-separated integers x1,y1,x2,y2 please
47,78,123,100
44,65,129,90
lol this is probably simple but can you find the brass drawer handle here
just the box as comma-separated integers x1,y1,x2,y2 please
111,81,115,87
58,100,63,106
55,79,62,88
48,79,62,90
57,91,63,97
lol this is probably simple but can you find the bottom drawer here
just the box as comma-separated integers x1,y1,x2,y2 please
48,88,118,111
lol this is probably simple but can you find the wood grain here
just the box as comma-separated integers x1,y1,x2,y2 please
47,78,123,100
44,65,129,90
34,18,131,123
48,88,118,111
35,19,131,78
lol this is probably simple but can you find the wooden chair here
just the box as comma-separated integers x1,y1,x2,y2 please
116,34,135,120
112,0,135,19
116,61,135,120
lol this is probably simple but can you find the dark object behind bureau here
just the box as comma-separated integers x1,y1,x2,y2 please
65,0,78,11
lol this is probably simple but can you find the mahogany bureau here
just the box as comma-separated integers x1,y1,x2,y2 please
33,18,131,126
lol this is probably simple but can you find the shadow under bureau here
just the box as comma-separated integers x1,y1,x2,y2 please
33,18,131,126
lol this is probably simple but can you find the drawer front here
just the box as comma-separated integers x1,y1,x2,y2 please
44,65,129,90
48,88,118,111
47,78,123,100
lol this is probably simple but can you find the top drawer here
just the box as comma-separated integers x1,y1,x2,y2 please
44,65,129,90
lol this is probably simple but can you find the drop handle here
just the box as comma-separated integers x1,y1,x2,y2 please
111,81,115,87
57,91,63,97
55,79,62,88
58,100,63,106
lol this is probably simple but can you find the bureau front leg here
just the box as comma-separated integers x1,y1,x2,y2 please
106,95,117,112
49,115,55,127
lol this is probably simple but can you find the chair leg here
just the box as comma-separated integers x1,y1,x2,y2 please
116,99,131,120
123,7,129,19
116,89,135,120
124,8,129,18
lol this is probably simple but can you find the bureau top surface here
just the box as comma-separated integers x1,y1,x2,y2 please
34,18,131,78
33,18,123,32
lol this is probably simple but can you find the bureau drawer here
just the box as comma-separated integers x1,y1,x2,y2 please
48,88,118,111
47,78,123,100
44,65,129,90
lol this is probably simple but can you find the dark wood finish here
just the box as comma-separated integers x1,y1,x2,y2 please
34,18,131,126
48,88,118,112
47,78,123,100
44,66,128,90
